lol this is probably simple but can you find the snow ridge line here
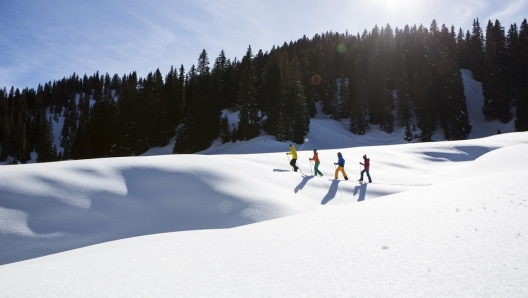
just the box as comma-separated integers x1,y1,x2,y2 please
438,145,472,157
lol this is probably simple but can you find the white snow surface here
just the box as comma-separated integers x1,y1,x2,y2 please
1,135,528,297
1,70,528,297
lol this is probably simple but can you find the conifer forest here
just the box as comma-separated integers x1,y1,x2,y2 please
1,19,527,163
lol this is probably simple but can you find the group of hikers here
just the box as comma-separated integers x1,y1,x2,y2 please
286,143,372,183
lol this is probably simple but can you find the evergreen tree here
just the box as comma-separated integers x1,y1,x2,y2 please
60,95,78,159
262,50,285,137
404,123,413,142
237,46,261,140
457,28,470,69
482,20,512,123
364,25,393,132
165,65,184,131
348,57,370,135
174,50,221,153
506,23,521,105
36,114,57,162
515,19,528,131
286,53,310,143
469,19,486,81
81,90,118,158
394,27,413,127
262,50,309,142
148,68,171,147
114,73,140,156
219,115,231,143
409,25,436,141
211,51,228,111
515,74,528,131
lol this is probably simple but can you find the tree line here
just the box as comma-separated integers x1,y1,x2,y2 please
1,18,527,164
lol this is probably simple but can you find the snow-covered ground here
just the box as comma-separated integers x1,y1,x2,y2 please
1,70,527,297
1,133,528,297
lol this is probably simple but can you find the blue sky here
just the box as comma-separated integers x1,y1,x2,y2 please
1,0,527,90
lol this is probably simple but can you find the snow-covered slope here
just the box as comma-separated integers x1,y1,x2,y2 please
0,132,528,297
0,68,527,297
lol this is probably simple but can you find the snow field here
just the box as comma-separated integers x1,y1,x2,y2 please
0,133,527,297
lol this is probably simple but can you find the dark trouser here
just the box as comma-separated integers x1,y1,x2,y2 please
360,169,372,182
314,162,322,176
290,158,298,172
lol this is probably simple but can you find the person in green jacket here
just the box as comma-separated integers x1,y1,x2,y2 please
286,143,299,172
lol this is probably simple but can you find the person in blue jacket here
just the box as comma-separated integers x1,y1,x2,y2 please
334,152,348,180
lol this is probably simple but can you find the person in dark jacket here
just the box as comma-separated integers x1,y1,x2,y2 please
359,154,372,183
334,152,348,180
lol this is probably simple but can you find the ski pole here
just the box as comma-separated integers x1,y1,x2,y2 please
286,154,293,171
309,159,313,174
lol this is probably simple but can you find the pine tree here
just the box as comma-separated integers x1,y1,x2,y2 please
212,51,227,111
0,88,8,161
262,50,309,142
237,46,261,140
114,73,139,156
506,23,521,105
457,28,470,69
404,122,413,142
165,65,184,131
174,50,221,153
60,95,78,159
36,114,57,162
515,74,528,131
364,25,393,132
262,50,282,136
219,115,231,143
482,20,512,123
410,25,436,141
82,90,117,158
348,57,370,135
286,53,310,143
469,19,486,81
515,19,528,131
394,28,413,127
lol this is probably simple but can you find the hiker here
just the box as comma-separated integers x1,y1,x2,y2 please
359,154,372,183
286,143,299,172
334,152,348,180
309,149,323,177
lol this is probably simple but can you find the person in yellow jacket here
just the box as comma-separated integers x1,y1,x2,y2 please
286,143,299,172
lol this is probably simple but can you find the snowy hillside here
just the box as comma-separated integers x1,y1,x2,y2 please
1,128,528,296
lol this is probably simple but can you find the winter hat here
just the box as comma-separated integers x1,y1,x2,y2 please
363,154,366,158
313,148,317,152
289,143,293,147
337,152,342,156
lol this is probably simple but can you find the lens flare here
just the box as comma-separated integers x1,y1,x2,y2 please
311,74,322,85
218,200,233,214
337,43,347,54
